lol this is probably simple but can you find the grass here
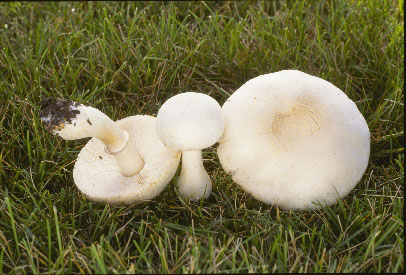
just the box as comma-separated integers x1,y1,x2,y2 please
0,1,403,273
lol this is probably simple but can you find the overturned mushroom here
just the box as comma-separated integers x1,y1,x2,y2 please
41,97,180,204
156,92,224,201
218,70,370,210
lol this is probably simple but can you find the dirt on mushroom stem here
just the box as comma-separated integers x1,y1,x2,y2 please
40,96,81,131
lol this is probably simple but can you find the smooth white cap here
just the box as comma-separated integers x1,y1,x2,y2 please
156,92,224,150
218,70,370,210
73,115,180,205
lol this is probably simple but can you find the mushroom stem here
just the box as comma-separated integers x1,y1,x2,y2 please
40,98,144,176
178,150,212,201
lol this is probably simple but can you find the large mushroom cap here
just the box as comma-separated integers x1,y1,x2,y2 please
218,70,370,210
73,115,180,205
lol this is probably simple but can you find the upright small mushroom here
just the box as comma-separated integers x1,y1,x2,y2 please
156,92,224,201
218,70,370,210
41,97,180,204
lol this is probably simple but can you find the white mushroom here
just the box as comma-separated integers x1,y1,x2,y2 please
73,115,180,204
218,70,370,210
41,98,180,204
156,92,224,201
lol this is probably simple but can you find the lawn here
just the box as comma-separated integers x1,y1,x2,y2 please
0,1,404,273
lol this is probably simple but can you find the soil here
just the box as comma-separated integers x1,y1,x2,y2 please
40,96,81,131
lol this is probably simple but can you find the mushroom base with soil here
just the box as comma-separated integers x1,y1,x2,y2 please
40,97,145,176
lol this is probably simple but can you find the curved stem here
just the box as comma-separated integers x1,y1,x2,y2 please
41,99,144,176
177,150,212,200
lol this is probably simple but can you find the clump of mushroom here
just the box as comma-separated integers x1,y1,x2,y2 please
218,70,370,210
41,97,180,204
156,92,224,201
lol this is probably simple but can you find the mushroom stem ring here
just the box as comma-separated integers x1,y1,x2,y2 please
105,130,130,155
